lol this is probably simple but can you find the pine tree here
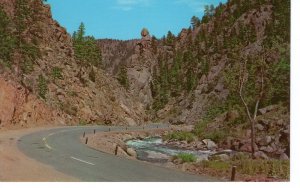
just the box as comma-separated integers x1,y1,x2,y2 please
0,6,16,66
117,65,130,90
73,22,102,67
191,16,200,29
166,31,175,46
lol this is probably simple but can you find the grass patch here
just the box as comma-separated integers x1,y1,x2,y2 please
175,153,197,163
164,131,195,143
193,120,208,137
198,159,290,180
52,67,63,80
203,129,228,143
193,120,228,143
201,160,231,171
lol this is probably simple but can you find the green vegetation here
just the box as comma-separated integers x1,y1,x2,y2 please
15,0,41,73
0,6,16,67
73,22,102,67
164,131,195,143
150,2,290,151
37,75,47,99
117,65,130,89
175,153,197,163
191,16,201,29
51,67,63,80
199,159,290,180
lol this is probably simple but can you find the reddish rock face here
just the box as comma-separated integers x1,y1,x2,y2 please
0,0,148,128
0,0,16,17
0,78,18,127
0,76,67,128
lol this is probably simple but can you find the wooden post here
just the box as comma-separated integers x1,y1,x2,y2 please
231,166,237,181
94,129,96,134
85,137,88,144
157,125,159,129
83,132,85,138
109,128,111,132
115,145,118,155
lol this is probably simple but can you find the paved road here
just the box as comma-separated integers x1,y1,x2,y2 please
18,125,220,182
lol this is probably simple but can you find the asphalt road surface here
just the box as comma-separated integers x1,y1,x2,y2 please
18,125,220,182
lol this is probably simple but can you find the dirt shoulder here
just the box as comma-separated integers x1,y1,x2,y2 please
0,127,78,182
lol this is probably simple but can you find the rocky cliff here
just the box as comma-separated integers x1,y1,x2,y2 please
98,0,290,127
97,29,156,107
0,0,146,130
97,0,290,160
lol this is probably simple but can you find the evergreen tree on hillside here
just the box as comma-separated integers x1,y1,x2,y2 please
15,0,40,74
117,65,130,90
73,22,102,67
0,6,16,67
165,31,176,46
191,16,201,29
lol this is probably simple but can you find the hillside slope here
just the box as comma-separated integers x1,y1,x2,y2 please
0,0,146,130
98,0,290,126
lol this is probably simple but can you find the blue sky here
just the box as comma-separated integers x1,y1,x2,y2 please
47,0,226,40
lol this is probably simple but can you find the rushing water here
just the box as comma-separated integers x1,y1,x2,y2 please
126,137,215,163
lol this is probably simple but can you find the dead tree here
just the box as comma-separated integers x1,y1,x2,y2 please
238,58,265,158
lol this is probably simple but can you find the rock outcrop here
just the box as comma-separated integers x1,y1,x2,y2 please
97,28,156,107
0,0,146,129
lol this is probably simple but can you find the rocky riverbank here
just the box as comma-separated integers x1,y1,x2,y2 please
83,125,289,182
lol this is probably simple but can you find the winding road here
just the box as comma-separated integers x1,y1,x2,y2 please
17,125,219,182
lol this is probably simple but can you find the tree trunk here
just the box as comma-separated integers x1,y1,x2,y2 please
251,120,256,159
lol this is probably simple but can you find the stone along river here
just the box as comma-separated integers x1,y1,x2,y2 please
126,137,220,163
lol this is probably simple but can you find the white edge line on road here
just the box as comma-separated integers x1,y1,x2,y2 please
70,156,95,166
42,129,75,150
42,137,53,150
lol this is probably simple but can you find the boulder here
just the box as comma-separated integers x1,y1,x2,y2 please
260,146,274,153
141,28,149,37
209,154,230,161
116,146,129,157
258,119,270,126
259,105,279,115
280,153,289,160
240,142,258,152
230,139,241,151
126,148,137,158
255,124,265,131
245,129,252,138
202,139,218,150
258,136,272,146
254,151,269,160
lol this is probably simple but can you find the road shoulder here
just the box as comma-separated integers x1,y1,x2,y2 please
0,127,78,182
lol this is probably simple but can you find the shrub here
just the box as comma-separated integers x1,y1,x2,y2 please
203,129,228,143
117,66,130,89
38,75,47,99
52,67,63,79
193,120,208,137
164,131,195,143
175,153,197,163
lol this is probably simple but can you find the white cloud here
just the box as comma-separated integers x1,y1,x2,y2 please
114,0,152,11
175,0,206,13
